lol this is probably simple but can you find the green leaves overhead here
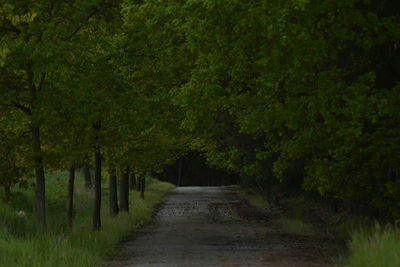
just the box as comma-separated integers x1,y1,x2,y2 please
0,0,399,225
124,0,400,217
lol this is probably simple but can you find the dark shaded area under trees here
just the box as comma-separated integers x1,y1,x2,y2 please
157,151,240,186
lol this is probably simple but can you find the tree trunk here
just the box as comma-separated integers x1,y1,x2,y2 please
4,185,10,201
83,154,92,190
93,145,101,230
120,167,129,212
129,168,136,190
212,168,216,186
31,123,46,233
140,176,145,199
109,165,119,216
177,158,182,187
66,167,75,228
136,174,141,192
332,199,339,213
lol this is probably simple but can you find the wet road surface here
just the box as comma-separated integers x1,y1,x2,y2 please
105,186,332,267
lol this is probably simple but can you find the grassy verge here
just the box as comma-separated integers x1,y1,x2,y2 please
345,225,400,267
0,171,174,267
237,187,316,236
238,186,400,266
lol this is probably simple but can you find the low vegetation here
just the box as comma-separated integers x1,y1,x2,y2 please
237,187,271,212
346,225,400,267
239,187,400,266
0,171,174,267
275,218,315,236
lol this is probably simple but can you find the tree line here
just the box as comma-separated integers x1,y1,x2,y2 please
0,0,187,232
1,0,399,234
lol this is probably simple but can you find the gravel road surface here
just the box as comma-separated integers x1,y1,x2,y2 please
104,186,333,267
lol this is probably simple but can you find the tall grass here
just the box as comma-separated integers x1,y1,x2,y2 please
0,171,174,267
346,224,400,267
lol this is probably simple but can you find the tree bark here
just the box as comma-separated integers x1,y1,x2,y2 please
136,174,141,192
140,176,145,199
109,165,119,216
26,65,46,233
31,123,46,233
83,154,92,190
66,167,75,228
4,185,10,201
93,145,101,230
177,158,182,187
120,166,129,212
129,168,136,190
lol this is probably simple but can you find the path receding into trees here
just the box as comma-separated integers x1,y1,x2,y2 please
105,187,333,267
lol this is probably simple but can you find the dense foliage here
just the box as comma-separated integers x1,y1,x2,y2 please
127,0,400,218
0,0,399,234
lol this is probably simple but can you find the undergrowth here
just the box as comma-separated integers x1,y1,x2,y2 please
346,224,400,267
0,171,174,267
239,186,400,266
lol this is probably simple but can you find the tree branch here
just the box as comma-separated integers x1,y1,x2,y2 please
11,101,32,115
0,26,21,34
37,73,46,91
25,64,37,95
62,9,98,41
0,102,31,115
0,103,15,109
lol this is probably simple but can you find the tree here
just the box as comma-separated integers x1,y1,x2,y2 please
108,164,119,216
0,110,28,201
119,166,129,212
122,0,400,217
0,0,123,232
66,167,75,228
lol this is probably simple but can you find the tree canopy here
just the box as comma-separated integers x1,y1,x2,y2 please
0,0,399,233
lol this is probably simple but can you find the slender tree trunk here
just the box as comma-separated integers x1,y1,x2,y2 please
66,167,75,228
332,199,339,213
120,167,129,212
93,145,101,230
129,168,136,190
136,175,141,192
31,123,46,233
140,176,145,199
109,165,119,216
177,158,182,187
3,185,10,201
83,167,92,190
212,169,216,186
83,154,92,190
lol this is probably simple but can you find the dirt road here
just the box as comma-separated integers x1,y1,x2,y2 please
105,186,333,267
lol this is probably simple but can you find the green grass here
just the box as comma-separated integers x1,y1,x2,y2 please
275,218,315,236
237,187,314,236
333,215,375,241
345,224,400,267
0,171,174,267
238,186,400,266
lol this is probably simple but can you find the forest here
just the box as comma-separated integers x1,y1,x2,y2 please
0,0,399,266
